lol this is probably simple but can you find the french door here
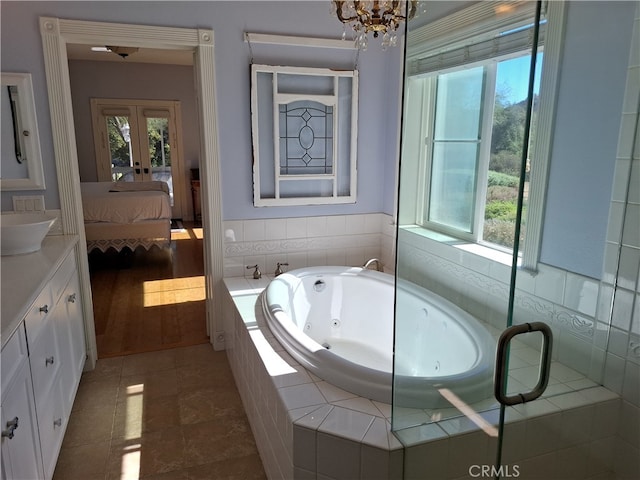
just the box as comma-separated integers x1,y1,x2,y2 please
90,98,186,219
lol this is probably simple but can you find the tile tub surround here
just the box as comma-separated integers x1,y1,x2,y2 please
222,214,394,278
223,277,626,480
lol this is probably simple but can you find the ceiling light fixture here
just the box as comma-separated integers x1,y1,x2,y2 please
105,46,139,59
332,0,419,50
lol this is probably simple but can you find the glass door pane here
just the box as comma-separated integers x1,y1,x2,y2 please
105,115,134,182
144,115,174,205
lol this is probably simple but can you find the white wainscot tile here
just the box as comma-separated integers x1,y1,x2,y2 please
301,217,324,240
224,220,244,242
622,361,640,407
603,353,626,394
318,406,375,442
243,219,266,241
612,288,635,331
534,265,566,304
403,436,449,480
617,246,640,291
278,383,326,411
345,214,366,234
315,381,359,403
265,218,287,240
611,158,632,202
292,424,317,471
326,215,347,235
286,217,308,239
564,273,599,316
622,204,640,248
363,213,383,234
317,433,361,480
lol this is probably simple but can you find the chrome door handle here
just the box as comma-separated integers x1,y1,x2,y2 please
53,418,62,428
68,293,77,303
39,305,49,314
45,356,55,366
494,322,553,406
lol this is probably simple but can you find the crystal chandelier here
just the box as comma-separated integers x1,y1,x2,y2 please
332,0,418,50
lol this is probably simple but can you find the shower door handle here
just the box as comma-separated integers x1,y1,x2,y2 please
494,322,553,406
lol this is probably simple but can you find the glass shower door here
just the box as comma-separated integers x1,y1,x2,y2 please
392,1,563,478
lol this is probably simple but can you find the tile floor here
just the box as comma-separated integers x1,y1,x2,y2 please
53,344,267,480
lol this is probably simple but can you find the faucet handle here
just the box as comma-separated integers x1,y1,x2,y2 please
275,262,289,276
246,264,261,279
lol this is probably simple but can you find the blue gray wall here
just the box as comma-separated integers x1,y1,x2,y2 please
0,1,402,219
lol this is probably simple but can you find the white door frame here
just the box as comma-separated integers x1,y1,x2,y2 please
40,17,225,369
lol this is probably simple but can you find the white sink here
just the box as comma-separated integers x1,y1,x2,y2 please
1,213,57,256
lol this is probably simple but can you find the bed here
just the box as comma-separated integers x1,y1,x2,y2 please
80,181,172,253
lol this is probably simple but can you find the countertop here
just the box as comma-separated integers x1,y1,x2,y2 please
1,235,78,347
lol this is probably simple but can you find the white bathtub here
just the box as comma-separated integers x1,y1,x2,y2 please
262,266,496,407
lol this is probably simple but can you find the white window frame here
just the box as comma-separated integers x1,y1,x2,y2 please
400,1,566,271
251,64,358,207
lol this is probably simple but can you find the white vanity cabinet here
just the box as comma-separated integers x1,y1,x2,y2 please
1,237,86,480
1,327,44,480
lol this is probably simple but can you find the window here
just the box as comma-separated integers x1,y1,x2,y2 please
251,65,358,206
400,1,565,270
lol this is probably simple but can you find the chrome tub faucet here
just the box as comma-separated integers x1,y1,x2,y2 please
247,264,261,279
275,262,289,276
363,258,383,272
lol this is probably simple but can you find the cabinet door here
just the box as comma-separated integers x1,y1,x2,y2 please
37,376,66,480
1,361,44,480
56,273,86,412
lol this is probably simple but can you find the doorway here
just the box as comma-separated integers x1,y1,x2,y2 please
40,17,225,369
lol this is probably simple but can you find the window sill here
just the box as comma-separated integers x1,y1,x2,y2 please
400,225,517,268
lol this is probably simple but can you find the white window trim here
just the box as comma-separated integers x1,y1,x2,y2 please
251,64,358,207
401,0,566,272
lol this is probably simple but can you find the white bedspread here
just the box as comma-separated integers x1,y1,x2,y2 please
81,182,172,224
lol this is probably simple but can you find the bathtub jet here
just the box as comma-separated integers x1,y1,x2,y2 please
262,266,496,409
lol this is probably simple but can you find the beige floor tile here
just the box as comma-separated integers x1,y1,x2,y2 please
59,346,266,479
175,361,235,393
182,418,259,467
119,369,179,399
186,453,267,479
173,344,222,367
53,441,110,480
121,349,177,376
72,374,121,412
61,402,116,447
108,430,186,479
178,387,245,425
81,356,125,381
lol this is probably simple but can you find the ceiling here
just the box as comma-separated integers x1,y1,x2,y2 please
66,43,194,66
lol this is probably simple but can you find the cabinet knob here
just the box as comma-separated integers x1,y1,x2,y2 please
39,305,49,314
45,356,55,366
53,418,62,428
1,417,19,439
68,293,77,303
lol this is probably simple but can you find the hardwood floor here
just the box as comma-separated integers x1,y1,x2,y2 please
90,222,209,358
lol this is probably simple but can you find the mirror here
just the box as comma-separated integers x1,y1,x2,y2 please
1,72,45,190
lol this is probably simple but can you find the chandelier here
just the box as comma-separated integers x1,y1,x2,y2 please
332,0,418,50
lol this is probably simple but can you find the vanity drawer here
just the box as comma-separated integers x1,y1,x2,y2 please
1,324,28,395
50,252,76,304
23,284,54,344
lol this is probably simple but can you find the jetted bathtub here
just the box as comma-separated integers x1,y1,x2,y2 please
262,266,496,408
